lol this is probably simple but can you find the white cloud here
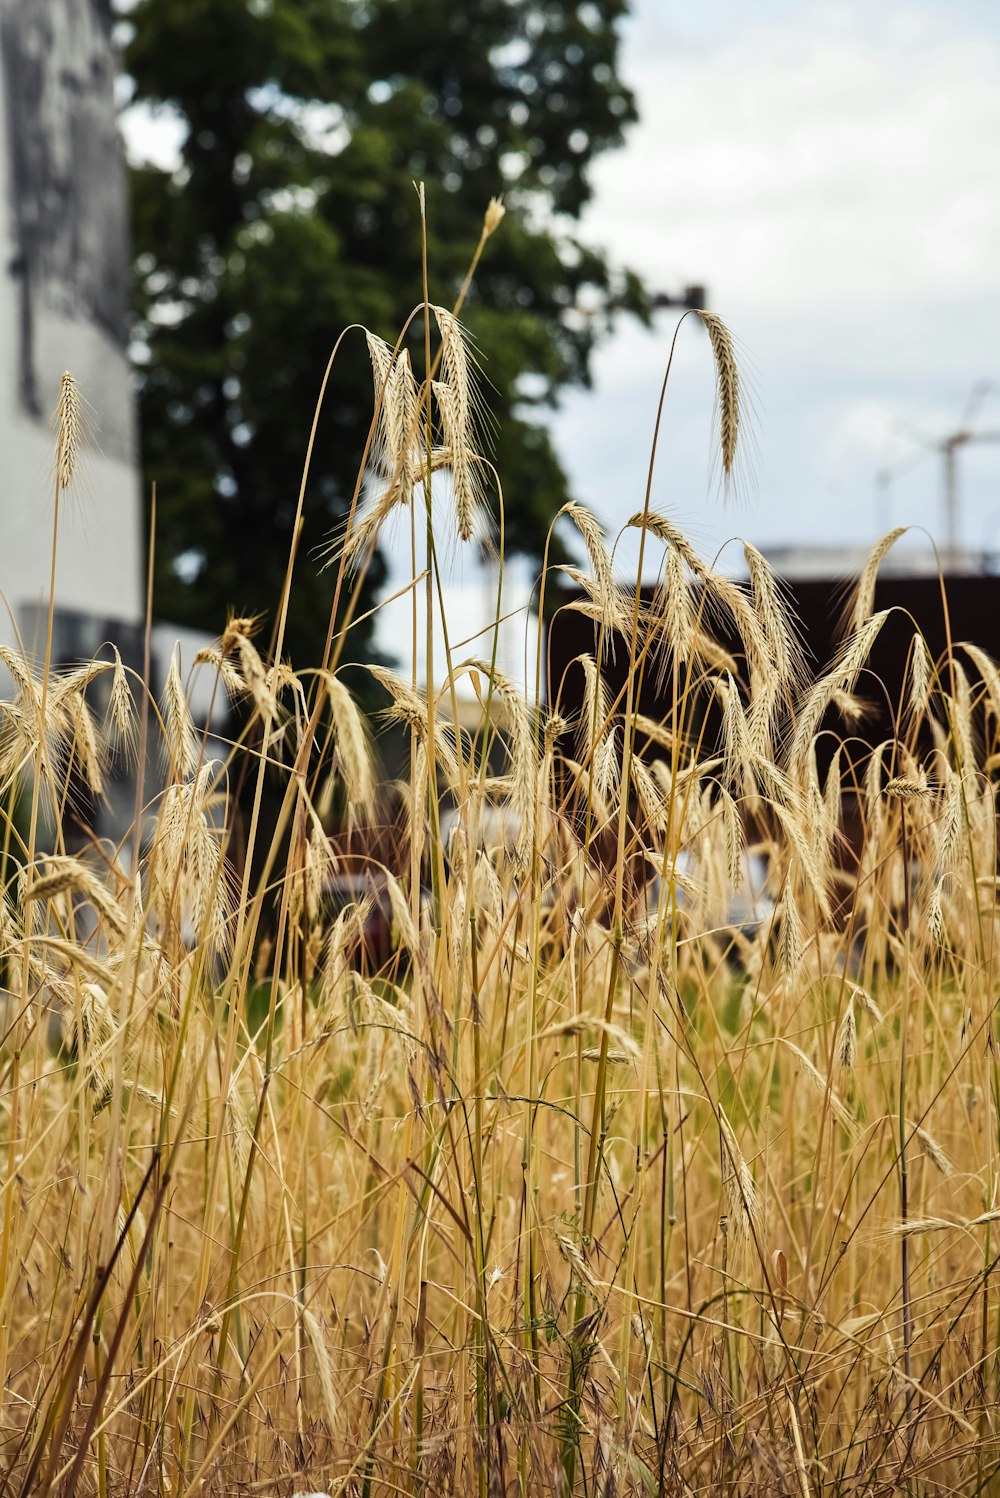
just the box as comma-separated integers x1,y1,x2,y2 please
120,102,186,170
549,1,1000,568
591,5,1000,311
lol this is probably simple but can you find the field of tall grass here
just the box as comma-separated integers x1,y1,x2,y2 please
2,204,1000,1495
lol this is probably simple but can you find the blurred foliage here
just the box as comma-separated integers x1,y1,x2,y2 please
121,0,649,666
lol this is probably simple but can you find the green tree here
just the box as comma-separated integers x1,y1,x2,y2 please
122,0,648,667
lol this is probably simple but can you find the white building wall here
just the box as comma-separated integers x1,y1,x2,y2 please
0,0,142,661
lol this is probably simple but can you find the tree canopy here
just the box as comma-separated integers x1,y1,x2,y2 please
122,0,648,667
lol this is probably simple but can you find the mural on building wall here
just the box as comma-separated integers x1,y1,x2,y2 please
0,0,131,455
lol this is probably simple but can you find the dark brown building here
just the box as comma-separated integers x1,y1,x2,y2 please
547,570,1000,779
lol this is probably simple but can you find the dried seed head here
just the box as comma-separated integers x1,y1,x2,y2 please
743,542,800,692
367,667,460,785
717,673,755,804
106,646,137,765
910,633,933,718
383,869,419,957
543,711,568,752
409,743,428,873
0,645,41,711
147,762,231,949
746,673,780,764
563,505,620,637
27,855,131,939
629,517,772,691
193,645,246,700
367,336,420,485
224,1080,264,1226
342,337,422,566
950,662,976,774
628,510,705,575
162,648,200,781
718,1108,757,1268
849,981,883,1026
884,776,931,801
0,895,19,959
301,1308,339,1431
962,641,1000,724
434,307,471,407
73,981,116,1105
632,754,668,832
563,567,631,637
472,850,504,930
633,713,674,753
473,662,535,866
862,739,890,825
915,1124,954,1178
662,544,693,663
369,667,427,736
433,379,483,542
325,673,375,817
836,1002,857,1071
64,691,106,797
593,725,620,806
575,653,611,762
483,196,506,237
448,879,467,976
844,611,894,691
220,614,261,648
778,893,803,978
233,632,279,725
771,807,831,920
692,628,739,676
882,1217,954,1240
55,372,82,490
789,612,891,781
823,746,843,836
432,307,491,541
845,528,907,639
717,786,744,888
697,311,741,483
301,817,334,927
830,688,867,723
320,898,371,1003
936,772,964,871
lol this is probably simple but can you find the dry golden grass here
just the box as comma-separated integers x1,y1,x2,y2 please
1,231,1000,1498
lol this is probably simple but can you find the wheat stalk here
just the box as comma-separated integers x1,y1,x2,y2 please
162,647,200,781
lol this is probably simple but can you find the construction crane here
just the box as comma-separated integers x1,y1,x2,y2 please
875,381,1000,569
939,381,1000,567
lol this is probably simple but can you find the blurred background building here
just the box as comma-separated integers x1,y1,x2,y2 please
0,0,222,759
0,0,143,663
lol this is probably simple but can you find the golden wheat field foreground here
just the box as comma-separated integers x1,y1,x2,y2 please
3,233,1000,1496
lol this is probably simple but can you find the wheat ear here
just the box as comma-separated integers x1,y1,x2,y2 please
698,311,740,482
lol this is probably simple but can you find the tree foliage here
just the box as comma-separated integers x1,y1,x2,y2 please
123,0,648,665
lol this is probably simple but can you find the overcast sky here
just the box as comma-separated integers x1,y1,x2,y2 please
554,0,1000,578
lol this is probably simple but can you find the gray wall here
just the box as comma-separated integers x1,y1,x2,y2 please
0,0,142,656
